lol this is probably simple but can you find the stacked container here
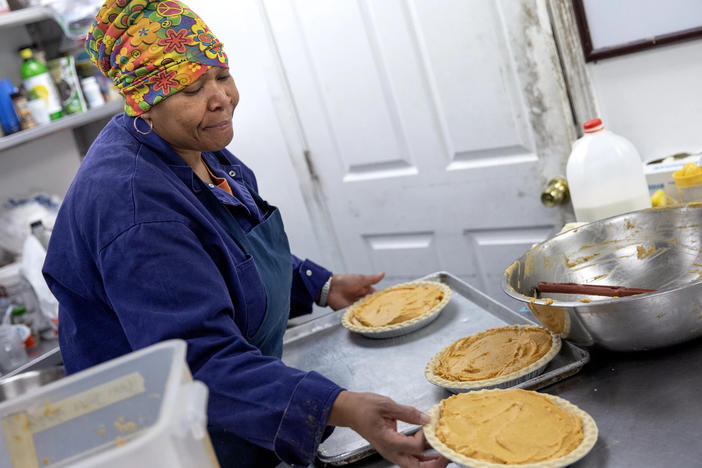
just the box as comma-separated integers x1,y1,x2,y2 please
0,340,219,468
673,162,702,203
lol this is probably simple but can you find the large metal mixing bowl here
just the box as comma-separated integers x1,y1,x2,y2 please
0,366,64,402
502,205,702,351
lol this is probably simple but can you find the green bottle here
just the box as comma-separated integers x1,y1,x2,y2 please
20,48,63,121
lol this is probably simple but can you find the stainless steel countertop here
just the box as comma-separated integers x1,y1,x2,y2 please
308,337,702,468
9,327,702,466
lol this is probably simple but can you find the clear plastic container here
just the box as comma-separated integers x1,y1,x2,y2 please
79,77,105,109
0,340,219,468
566,118,652,222
10,306,38,347
0,326,28,373
0,262,40,320
673,162,702,203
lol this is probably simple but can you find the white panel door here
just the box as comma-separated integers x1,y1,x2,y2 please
262,0,576,308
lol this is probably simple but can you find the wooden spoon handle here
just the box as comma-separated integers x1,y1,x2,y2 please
536,282,656,297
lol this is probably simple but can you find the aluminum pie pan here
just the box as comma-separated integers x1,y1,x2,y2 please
423,389,599,468
341,281,451,339
424,325,561,393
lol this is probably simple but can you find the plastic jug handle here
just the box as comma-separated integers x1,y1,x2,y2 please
176,381,209,440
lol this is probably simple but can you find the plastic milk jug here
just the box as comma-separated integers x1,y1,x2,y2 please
566,118,651,223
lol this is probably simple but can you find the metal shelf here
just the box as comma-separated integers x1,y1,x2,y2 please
0,6,53,30
0,100,123,152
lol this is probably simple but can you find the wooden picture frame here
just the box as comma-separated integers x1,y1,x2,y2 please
572,0,702,61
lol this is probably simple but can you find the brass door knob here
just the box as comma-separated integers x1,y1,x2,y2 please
541,177,570,207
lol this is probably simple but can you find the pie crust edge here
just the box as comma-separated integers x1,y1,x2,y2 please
423,389,599,468
340,281,452,334
424,324,562,390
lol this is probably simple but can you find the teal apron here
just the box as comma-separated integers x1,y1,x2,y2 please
198,166,292,467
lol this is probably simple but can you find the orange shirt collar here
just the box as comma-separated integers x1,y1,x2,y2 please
202,156,233,195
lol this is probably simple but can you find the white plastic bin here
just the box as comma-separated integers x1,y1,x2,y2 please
0,340,219,468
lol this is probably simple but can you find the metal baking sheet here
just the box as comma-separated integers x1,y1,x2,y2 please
281,271,590,465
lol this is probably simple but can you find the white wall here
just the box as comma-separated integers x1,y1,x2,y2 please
587,39,702,161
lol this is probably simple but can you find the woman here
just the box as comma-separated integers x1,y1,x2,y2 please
42,1,447,467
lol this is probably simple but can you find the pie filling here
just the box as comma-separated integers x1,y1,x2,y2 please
436,389,584,464
434,327,552,381
350,285,445,328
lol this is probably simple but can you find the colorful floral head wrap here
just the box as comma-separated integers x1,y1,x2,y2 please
85,0,228,116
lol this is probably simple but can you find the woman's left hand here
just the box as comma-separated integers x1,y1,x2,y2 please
328,391,449,468
327,272,385,310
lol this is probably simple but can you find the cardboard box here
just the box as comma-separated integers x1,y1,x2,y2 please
644,152,702,200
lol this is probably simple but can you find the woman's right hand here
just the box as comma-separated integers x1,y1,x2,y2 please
328,391,449,468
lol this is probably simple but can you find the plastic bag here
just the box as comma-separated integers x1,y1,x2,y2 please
0,194,59,257
21,234,59,334
39,0,103,41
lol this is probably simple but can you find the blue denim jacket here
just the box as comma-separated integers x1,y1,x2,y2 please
43,114,342,466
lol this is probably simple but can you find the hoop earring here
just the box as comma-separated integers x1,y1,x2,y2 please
133,115,153,135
